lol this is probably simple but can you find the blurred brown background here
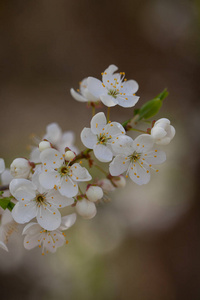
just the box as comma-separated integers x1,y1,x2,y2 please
0,0,200,299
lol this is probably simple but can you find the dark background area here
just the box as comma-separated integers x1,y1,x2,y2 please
0,1,200,299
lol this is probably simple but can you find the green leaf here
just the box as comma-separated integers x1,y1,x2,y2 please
137,88,168,120
0,197,15,211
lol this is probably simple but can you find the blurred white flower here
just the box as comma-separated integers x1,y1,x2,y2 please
0,158,5,174
23,213,76,254
0,209,17,252
151,118,175,145
30,123,79,163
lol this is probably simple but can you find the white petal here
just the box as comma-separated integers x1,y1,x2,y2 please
0,158,5,174
60,213,77,230
93,144,113,162
71,163,92,182
44,123,62,145
90,112,107,134
81,128,97,149
116,95,140,108
104,122,124,137
40,148,63,170
22,222,40,235
103,64,118,75
132,134,155,153
12,201,37,224
151,127,167,139
87,77,106,98
70,88,87,102
47,190,73,208
24,232,41,250
30,147,40,163
144,150,166,165
100,95,117,107
59,177,78,197
1,169,13,185
109,155,130,176
129,163,150,185
120,80,139,94
111,135,134,155
0,241,8,251
37,205,61,231
39,171,60,189
9,179,36,201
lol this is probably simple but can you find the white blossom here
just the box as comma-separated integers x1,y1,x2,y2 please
75,198,97,219
30,123,78,163
109,134,166,185
10,174,74,231
10,158,32,179
23,213,76,254
70,77,99,103
151,118,175,145
87,64,140,108
0,158,5,174
39,148,91,198
0,209,17,251
86,185,103,202
81,112,132,162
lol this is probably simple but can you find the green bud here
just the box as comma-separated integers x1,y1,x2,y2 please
137,89,168,120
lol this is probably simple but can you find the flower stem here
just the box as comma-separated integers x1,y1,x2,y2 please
128,128,147,134
92,105,96,116
0,185,9,191
93,164,108,176
107,107,111,122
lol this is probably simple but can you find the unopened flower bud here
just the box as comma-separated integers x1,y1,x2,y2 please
76,198,97,219
39,141,51,152
112,175,126,188
86,186,103,202
151,118,175,145
65,150,76,161
10,158,31,179
97,178,115,192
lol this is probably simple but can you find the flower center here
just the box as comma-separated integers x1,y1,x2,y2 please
108,89,119,99
97,133,110,145
58,165,70,177
130,151,141,162
36,194,45,204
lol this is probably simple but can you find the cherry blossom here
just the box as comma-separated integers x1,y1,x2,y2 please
23,213,76,254
109,134,166,185
81,112,132,162
10,174,74,230
10,158,32,179
39,148,92,197
70,77,99,103
75,198,97,219
87,64,139,108
0,209,17,251
30,123,78,163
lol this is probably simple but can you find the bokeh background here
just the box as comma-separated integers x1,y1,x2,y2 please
0,0,200,299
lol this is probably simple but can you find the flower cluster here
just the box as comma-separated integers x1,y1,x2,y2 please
0,64,175,254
